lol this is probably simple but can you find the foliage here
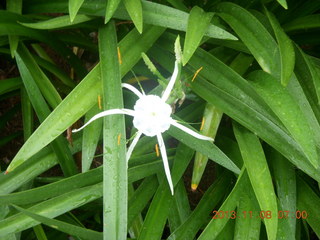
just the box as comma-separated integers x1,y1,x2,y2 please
0,0,320,239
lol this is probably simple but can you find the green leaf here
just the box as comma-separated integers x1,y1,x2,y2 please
6,26,165,173
7,0,22,58
248,70,319,169
191,103,222,189
137,143,193,240
197,169,249,239
168,179,191,231
0,77,21,95
265,8,295,86
276,0,288,9
123,0,143,33
269,148,296,240
294,46,320,121
217,2,281,78
168,118,240,175
297,176,320,238
0,167,102,205
0,148,58,194
105,0,122,23
0,183,103,236
15,44,62,109
20,14,95,29
168,171,233,240
21,87,33,141
33,225,48,240
81,106,102,172
15,44,78,176
128,176,158,228
157,33,320,182
99,21,127,240
32,54,76,88
233,123,278,240
69,0,85,22
182,6,213,65
0,11,87,78
24,1,237,40
166,0,189,12
234,186,261,239
12,205,103,240
283,14,320,32
191,52,253,190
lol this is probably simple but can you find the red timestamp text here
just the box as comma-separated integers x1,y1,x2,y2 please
212,210,308,219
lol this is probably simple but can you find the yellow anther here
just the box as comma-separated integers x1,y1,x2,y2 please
117,134,121,146
98,95,102,110
192,66,203,82
155,144,160,157
200,117,205,131
117,47,122,65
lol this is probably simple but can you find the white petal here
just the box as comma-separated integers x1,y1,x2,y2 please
171,120,214,141
157,134,174,195
126,131,143,161
161,61,179,102
72,109,135,133
122,83,144,98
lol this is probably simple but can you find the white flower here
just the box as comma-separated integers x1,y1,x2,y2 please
72,61,213,195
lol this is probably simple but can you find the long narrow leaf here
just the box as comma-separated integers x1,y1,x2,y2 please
15,45,78,176
24,1,237,40
12,205,103,240
138,144,193,240
0,183,103,237
265,8,295,86
99,21,127,240
69,0,85,22
248,70,318,168
182,6,213,65
197,169,249,239
20,15,95,29
168,171,233,240
6,26,165,172
269,148,296,240
123,0,143,33
297,176,320,237
217,2,281,78
105,0,121,23
233,123,278,240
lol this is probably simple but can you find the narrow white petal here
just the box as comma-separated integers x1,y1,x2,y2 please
171,120,214,141
157,134,174,195
126,131,143,161
122,83,143,98
161,61,179,102
72,109,135,133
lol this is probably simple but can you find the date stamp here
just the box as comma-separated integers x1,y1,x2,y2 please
212,210,308,219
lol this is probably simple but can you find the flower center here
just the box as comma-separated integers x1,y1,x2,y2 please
133,95,172,137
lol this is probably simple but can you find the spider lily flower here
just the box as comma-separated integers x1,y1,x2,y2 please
72,61,213,195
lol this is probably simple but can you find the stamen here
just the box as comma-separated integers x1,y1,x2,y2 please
192,66,203,82
200,117,205,131
155,144,160,157
117,134,121,146
98,95,102,110
117,47,122,65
